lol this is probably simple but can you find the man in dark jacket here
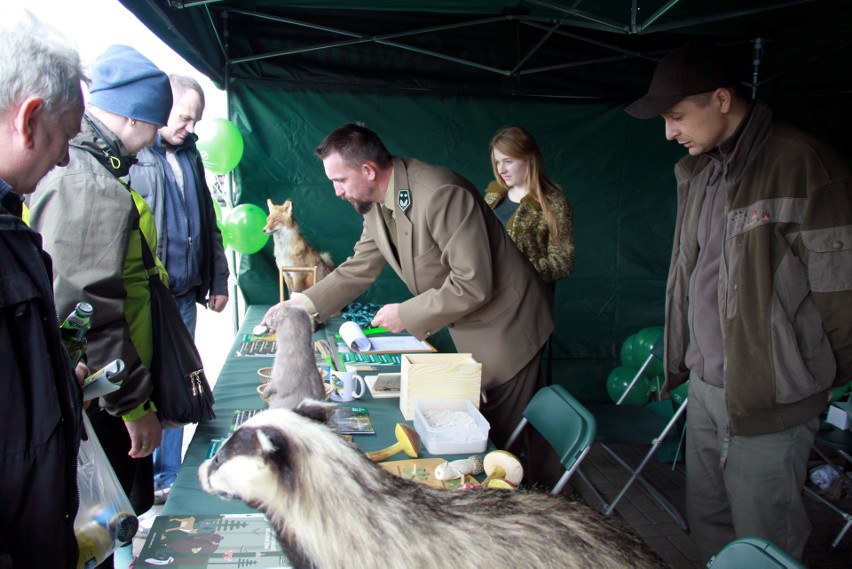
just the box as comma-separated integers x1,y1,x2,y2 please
626,43,852,561
130,75,229,503
0,12,88,569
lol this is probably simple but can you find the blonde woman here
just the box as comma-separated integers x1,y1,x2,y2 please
484,125,575,283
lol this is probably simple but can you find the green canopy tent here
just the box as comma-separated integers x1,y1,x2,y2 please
119,0,852,400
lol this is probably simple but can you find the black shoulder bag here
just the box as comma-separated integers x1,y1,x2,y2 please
138,219,216,429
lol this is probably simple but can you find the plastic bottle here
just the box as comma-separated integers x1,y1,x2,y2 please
60,302,93,366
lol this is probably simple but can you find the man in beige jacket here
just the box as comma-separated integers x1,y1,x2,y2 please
265,123,553,447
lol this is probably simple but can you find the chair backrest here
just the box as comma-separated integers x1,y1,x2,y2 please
522,385,597,474
706,537,805,569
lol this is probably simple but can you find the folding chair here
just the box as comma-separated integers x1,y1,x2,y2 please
802,399,852,549
706,537,805,568
581,337,690,530
504,384,596,495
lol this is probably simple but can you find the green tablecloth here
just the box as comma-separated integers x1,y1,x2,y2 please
164,305,486,515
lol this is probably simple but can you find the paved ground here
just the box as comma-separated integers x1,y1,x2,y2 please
577,441,852,568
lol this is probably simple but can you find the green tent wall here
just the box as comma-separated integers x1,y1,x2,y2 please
228,83,682,400
119,0,852,400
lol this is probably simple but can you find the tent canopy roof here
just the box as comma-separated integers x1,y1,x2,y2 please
120,0,852,102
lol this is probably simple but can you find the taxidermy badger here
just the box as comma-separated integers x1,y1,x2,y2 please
264,198,333,294
199,402,668,569
263,306,325,408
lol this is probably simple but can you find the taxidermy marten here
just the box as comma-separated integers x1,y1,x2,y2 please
262,305,325,409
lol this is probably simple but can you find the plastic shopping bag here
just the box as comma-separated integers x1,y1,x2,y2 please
75,414,139,569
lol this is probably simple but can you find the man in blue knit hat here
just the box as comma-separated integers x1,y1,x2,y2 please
29,44,173,569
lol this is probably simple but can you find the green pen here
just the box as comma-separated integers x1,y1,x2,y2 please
335,327,389,339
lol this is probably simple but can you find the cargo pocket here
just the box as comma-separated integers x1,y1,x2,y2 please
801,226,852,292
771,250,837,403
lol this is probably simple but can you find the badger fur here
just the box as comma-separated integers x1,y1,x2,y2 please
199,402,668,569
263,306,325,408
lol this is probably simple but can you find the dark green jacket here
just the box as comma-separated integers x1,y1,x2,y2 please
664,101,852,436
29,112,166,419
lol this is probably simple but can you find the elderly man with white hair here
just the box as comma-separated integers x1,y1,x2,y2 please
0,11,89,569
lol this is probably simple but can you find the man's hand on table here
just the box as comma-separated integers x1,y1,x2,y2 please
371,303,404,333
262,298,308,330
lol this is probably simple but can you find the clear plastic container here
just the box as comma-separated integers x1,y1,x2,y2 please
413,398,490,455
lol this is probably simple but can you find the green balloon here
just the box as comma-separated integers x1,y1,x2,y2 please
648,372,666,393
830,382,851,402
606,366,652,405
196,118,244,174
636,326,665,375
220,222,233,248
222,203,269,254
619,333,639,368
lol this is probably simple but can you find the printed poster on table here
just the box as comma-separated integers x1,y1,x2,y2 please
135,513,291,568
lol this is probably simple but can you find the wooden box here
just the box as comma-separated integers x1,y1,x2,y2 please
399,353,482,420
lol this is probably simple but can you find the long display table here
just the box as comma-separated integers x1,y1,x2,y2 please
163,305,486,515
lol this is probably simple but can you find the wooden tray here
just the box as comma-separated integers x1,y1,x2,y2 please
379,457,478,490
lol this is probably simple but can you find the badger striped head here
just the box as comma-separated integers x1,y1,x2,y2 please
198,401,336,507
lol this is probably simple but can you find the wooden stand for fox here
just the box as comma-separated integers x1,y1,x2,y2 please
279,266,318,301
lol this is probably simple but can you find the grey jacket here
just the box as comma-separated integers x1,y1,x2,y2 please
29,112,156,417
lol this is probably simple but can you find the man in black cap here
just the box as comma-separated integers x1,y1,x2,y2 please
626,43,851,561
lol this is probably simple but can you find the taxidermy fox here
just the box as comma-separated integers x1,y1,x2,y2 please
264,199,333,293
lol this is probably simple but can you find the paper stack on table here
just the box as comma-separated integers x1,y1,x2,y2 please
338,321,435,354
